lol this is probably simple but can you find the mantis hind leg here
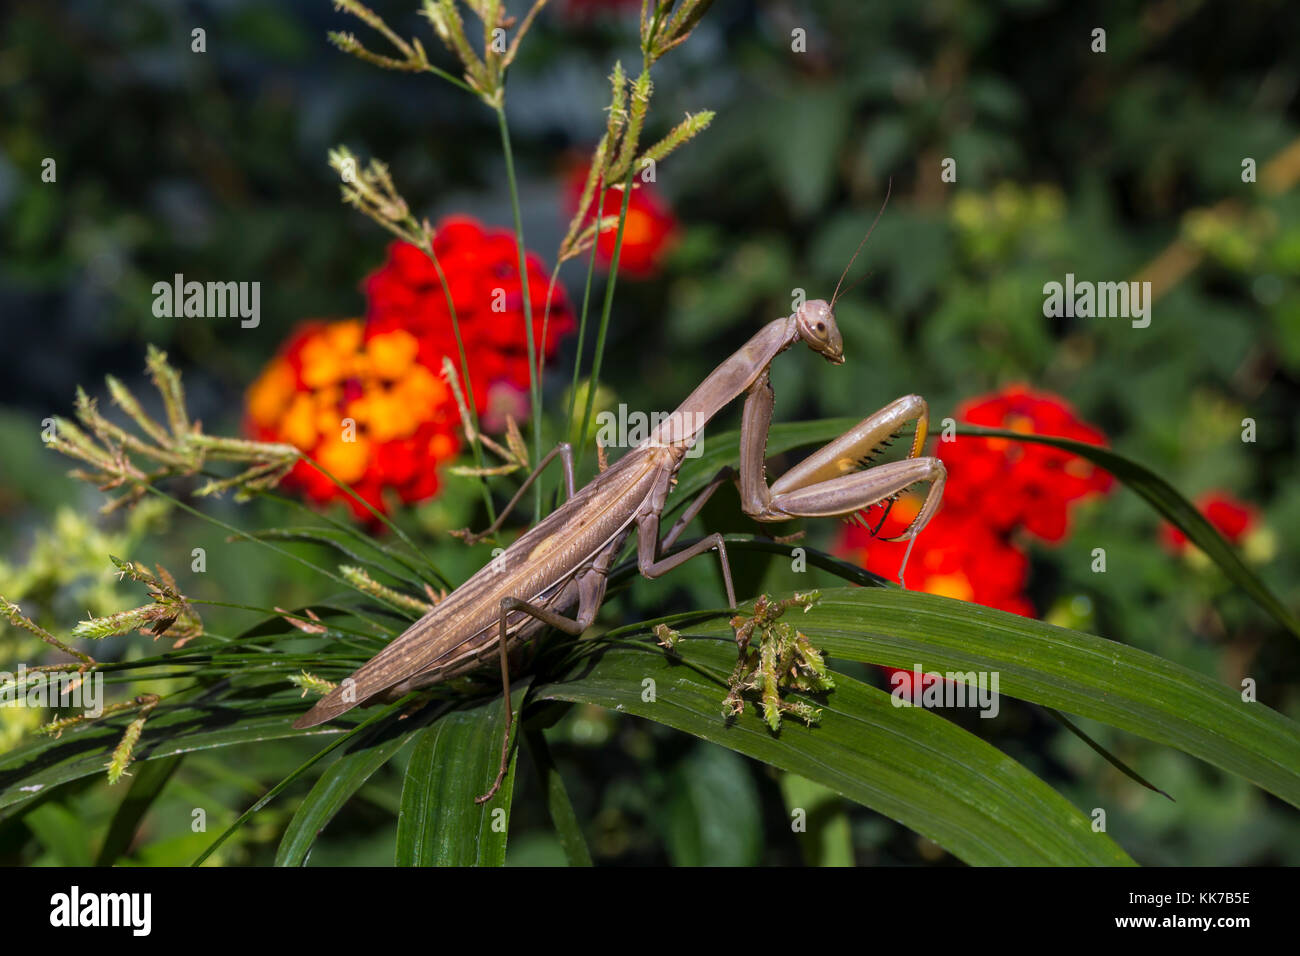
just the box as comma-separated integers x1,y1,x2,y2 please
476,573,606,805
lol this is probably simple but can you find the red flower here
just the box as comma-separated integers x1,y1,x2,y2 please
839,495,1032,697
840,496,1035,617
566,166,678,278
1161,490,1259,554
939,384,1113,543
833,384,1116,643
245,319,460,518
363,216,573,414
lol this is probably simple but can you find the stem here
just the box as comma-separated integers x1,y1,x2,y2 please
536,266,560,396
409,227,497,528
296,450,452,590
563,186,605,449
495,103,543,522
134,484,398,637
575,169,635,476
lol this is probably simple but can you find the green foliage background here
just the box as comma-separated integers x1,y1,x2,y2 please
1,0,1298,865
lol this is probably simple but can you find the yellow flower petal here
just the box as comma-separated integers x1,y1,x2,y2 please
367,329,419,381
315,433,371,485
245,358,296,428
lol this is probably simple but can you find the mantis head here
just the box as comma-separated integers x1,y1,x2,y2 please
795,299,844,365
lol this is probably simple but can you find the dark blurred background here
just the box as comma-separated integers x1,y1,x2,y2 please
3,0,1299,865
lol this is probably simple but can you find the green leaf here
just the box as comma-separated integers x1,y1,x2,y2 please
1046,708,1173,802
761,88,850,216
0,696,348,812
955,424,1300,640
523,725,592,867
24,801,94,866
779,773,854,866
395,686,525,867
679,588,1300,809
194,701,404,866
533,641,1133,866
660,742,763,866
96,754,183,865
276,725,414,866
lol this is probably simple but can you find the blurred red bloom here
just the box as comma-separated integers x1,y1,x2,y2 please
839,496,1035,618
833,384,1115,657
566,166,678,278
245,320,460,518
1161,490,1259,554
363,216,573,413
939,384,1113,543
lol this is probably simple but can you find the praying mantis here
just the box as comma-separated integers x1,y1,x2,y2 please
294,282,947,803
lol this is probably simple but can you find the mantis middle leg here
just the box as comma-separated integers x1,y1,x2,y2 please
636,509,738,610
455,442,576,545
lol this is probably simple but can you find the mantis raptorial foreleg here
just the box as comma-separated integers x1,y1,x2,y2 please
765,457,947,537
476,569,608,804
739,378,945,542
454,442,576,545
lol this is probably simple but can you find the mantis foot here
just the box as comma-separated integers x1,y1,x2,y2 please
724,591,833,731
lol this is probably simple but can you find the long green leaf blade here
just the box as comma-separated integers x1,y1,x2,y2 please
395,688,523,867
95,754,183,865
677,588,1300,808
524,725,592,867
534,641,1134,866
276,727,414,866
956,424,1300,640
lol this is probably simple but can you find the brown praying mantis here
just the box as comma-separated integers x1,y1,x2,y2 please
294,284,947,803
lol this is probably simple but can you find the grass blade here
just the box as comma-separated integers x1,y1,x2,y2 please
95,754,183,865
523,724,592,867
678,588,1300,808
395,686,525,866
276,724,416,866
534,640,1134,865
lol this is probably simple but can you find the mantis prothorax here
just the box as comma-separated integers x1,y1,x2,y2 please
294,290,946,803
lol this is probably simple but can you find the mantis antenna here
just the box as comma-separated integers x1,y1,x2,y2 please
830,177,893,309
828,178,931,592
